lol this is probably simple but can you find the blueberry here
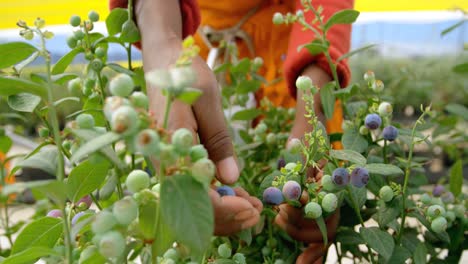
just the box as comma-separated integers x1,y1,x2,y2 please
431,216,447,233
72,211,86,226
364,114,382,130
129,91,148,110
189,144,208,162
379,186,394,202
191,158,216,185
277,157,286,170
109,74,134,97
172,128,193,154
350,167,369,188
263,187,284,205
441,191,454,204
77,195,93,209
296,76,313,90
382,126,398,141
69,15,81,27
427,205,446,219
112,197,138,225
218,243,232,258
47,209,62,218
332,168,350,186
111,106,138,135
282,181,301,201
216,186,236,197
272,12,284,25
76,113,95,129
321,193,338,212
421,193,431,205
92,211,117,234
321,174,336,192
126,170,150,193
304,202,322,219
88,11,100,22
232,253,246,264
163,248,180,261
98,231,125,259
432,185,444,197
378,102,393,116
454,205,465,218
134,129,160,156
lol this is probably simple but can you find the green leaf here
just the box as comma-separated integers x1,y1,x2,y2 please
176,88,203,105
120,20,141,43
67,160,110,203
445,103,468,121
452,62,468,74
106,63,135,76
30,73,77,85
441,20,465,36
238,228,252,245
298,39,328,55
14,148,58,176
336,229,365,245
151,203,176,256
330,149,366,166
364,163,404,176
0,136,12,153
7,93,41,112
230,58,250,73
342,128,368,153
106,8,128,35
3,246,60,264
11,217,63,254
360,226,394,261
160,174,213,257
320,82,335,120
324,9,360,31
51,48,82,74
0,76,47,98
51,97,80,108
449,160,462,197
375,198,400,227
82,95,106,127
315,216,328,245
231,109,261,121
337,44,377,62
386,246,411,264
70,130,121,165
236,79,262,94
0,42,38,69
413,242,428,264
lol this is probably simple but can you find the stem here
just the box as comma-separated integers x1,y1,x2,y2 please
396,112,427,244
126,44,133,71
383,140,388,164
89,193,102,210
346,186,374,263
36,28,73,264
0,163,14,248
162,96,173,130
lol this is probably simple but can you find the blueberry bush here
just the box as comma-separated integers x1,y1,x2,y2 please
0,0,466,263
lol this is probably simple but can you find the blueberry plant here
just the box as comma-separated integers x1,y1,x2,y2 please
0,0,466,264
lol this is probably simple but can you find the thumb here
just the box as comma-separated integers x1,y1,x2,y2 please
190,58,238,184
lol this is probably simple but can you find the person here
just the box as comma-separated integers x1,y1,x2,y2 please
109,0,353,262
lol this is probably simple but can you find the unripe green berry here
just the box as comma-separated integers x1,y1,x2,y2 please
427,205,446,219
95,47,106,58
130,91,149,109
421,193,432,205
304,202,322,219
112,197,138,225
371,80,384,92
232,253,246,264
73,30,85,40
172,128,193,154
266,133,276,145
88,11,100,22
445,211,456,222
79,246,98,263
70,15,81,27
23,30,34,40
98,231,125,258
67,35,78,49
111,106,138,135
378,102,393,116
191,158,215,185
359,125,369,135
321,174,336,192
261,246,271,256
38,127,49,138
134,129,160,156
321,193,338,212
431,216,447,233
163,248,180,261
454,205,465,218
284,162,297,171
254,123,267,135
68,78,82,95
379,185,394,202
109,74,134,97
104,96,130,121
189,144,208,162
218,243,231,258
126,170,150,193
92,211,117,234
287,138,301,153
90,59,103,72
272,12,284,25
363,70,375,82
296,76,313,90
76,113,95,129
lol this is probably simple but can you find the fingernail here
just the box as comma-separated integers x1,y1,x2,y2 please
216,157,239,184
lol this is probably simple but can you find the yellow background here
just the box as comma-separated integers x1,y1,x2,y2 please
1,0,468,29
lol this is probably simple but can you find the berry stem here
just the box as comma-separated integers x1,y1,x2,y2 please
383,139,388,164
162,96,174,130
396,110,428,244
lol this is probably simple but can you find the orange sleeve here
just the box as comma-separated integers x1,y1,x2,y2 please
284,0,354,98
108,0,201,44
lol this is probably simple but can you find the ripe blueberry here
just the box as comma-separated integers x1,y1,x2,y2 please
126,170,150,193
441,191,454,204
304,202,322,219
350,167,369,188
109,74,134,97
263,187,283,205
282,181,301,201
277,157,286,170
364,114,382,130
216,186,236,197
382,126,398,141
321,193,338,212
432,185,444,197
332,168,350,186
77,195,93,209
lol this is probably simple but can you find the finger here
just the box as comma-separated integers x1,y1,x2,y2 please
234,187,263,213
296,244,326,264
275,214,323,243
190,57,238,184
